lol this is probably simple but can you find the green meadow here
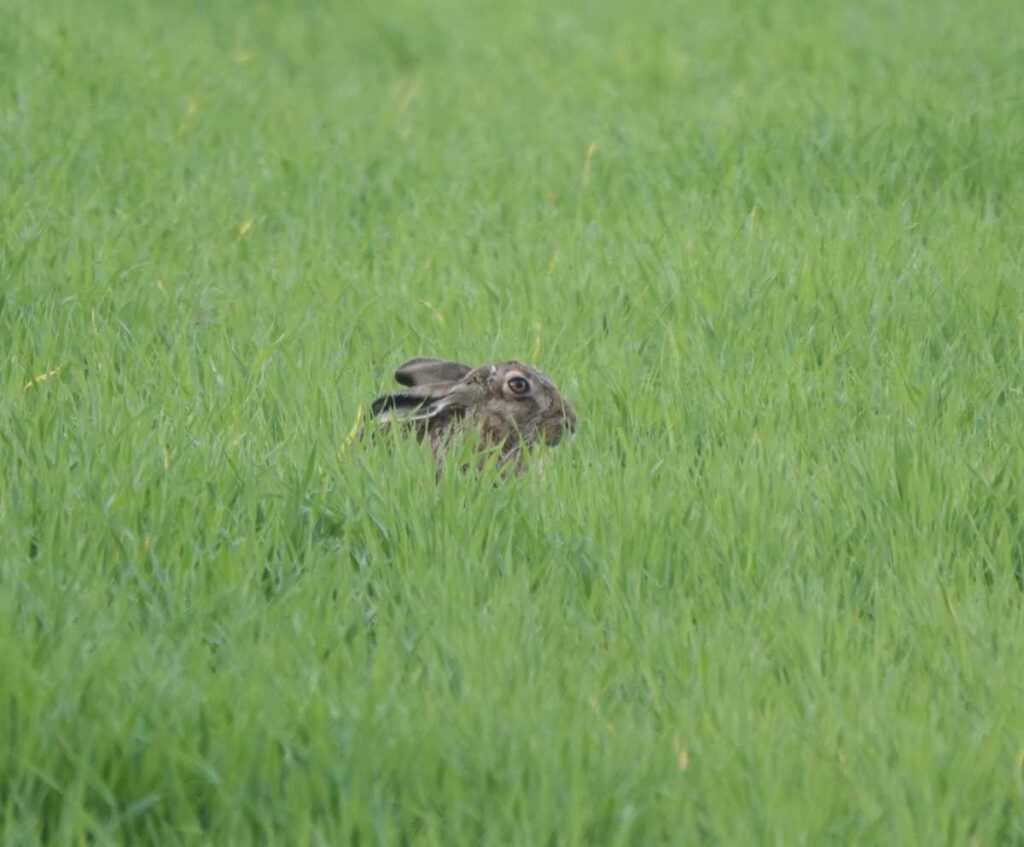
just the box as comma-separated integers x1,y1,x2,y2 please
3,0,1024,842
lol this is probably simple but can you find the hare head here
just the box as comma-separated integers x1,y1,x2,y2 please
371,357,577,470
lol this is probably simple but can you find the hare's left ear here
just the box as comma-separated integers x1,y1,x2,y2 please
371,384,460,423
371,376,485,424
394,358,471,387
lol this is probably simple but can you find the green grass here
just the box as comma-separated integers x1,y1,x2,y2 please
3,0,1024,842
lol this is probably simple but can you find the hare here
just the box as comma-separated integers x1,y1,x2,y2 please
371,357,577,472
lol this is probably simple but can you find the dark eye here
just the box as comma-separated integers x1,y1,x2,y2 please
507,376,530,395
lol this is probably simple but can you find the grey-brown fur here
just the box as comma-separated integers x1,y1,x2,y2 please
371,357,577,472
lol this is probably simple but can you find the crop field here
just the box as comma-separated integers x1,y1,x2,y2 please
3,0,1024,842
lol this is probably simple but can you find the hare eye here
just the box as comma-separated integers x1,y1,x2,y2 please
507,376,530,395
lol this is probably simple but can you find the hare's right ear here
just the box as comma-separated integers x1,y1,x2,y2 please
394,358,471,387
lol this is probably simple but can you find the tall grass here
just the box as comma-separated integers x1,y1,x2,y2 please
3,0,1024,842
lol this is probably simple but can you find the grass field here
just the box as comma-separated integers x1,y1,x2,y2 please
3,0,1024,842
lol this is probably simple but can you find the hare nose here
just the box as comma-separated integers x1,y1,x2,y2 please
544,406,576,446
563,405,578,432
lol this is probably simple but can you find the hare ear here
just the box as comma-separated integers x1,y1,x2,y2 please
371,375,486,423
394,358,471,387
371,384,461,423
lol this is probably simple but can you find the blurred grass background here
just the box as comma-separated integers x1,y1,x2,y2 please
3,0,1024,842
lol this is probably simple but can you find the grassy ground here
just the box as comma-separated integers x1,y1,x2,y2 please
3,0,1024,842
